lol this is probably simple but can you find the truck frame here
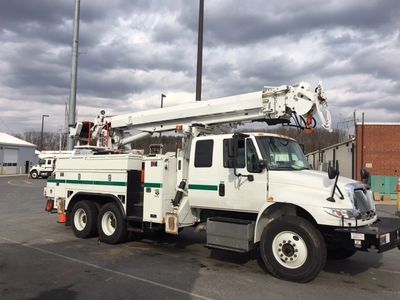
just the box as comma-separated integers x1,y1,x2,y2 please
44,82,400,282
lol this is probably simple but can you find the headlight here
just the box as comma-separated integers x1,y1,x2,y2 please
323,207,360,219
344,185,355,203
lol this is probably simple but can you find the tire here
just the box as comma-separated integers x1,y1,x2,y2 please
259,216,327,283
30,170,38,179
327,244,356,260
98,203,127,244
71,201,98,238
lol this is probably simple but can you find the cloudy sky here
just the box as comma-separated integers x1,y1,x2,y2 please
0,0,399,134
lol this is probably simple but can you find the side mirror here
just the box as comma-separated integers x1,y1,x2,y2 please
257,160,267,170
360,169,370,180
226,158,237,169
227,138,238,158
327,166,338,179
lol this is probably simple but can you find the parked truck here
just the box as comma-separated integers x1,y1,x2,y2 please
44,82,400,282
30,151,73,179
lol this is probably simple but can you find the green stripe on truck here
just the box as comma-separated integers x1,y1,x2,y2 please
188,184,218,191
143,183,162,188
47,178,126,186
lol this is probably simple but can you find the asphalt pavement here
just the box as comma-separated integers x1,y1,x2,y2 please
0,175,399,300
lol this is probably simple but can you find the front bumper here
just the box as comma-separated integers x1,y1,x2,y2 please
335,217,400,253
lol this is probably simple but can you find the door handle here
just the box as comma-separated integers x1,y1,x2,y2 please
219,183,225,197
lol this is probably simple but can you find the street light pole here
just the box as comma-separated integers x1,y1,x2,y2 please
161,93,166,108
40,114,49,151
160,94,166,140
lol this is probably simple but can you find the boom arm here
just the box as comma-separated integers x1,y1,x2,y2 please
71,81,332,149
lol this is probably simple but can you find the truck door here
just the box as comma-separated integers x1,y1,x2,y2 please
187,136,267,213
218,136,267,212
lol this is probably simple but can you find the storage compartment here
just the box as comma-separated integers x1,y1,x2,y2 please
142,154,177,223
206,217,255,253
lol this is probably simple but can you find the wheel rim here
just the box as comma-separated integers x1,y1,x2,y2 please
272,231,308,269
32,172,37,178
101,211,117,236
74,208,87,231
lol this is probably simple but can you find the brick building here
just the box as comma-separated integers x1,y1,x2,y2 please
355,123,400,180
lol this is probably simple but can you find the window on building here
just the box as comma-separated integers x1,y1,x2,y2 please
194,140,214,168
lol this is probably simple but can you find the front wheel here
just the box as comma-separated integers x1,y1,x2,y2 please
30,170,38,179
98,203,127,244
259,216,326,283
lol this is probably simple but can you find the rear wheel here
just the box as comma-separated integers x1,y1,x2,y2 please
259,216,326,283
98,203,127,244
71,201,98,238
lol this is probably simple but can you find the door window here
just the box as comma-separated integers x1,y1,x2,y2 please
246,139,262,173
194,140,213,168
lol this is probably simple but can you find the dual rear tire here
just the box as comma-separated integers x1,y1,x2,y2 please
71,201,98,238
71,201,127,244
97,203,127,244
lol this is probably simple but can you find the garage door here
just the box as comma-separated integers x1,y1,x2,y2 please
3,148,18,174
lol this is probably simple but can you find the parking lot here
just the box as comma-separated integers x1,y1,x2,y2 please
1,175,399,300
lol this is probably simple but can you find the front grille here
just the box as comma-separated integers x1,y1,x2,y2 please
354,189,375,220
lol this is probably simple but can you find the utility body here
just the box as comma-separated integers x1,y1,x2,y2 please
44,82,400,282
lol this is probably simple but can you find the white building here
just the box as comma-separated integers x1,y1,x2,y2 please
306,139,355,179
0,132,37,175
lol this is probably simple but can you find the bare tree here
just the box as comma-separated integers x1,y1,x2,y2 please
13,131,67,150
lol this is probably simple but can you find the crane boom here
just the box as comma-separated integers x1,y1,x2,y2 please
70,81,332,149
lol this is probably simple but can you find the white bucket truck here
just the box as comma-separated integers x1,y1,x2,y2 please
44,82,400,282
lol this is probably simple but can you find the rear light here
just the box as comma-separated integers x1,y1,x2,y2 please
141,162,145,183
45,199,54,212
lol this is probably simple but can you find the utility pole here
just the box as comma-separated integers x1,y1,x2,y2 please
40,115,49,151
195,0,204,101
67,0,81,150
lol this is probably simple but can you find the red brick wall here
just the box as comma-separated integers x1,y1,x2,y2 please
355,124,400,180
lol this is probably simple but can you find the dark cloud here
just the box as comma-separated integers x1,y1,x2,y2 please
0,0,399,133
179,0,400,45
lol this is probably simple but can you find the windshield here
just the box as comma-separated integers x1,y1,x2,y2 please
256,136,309,170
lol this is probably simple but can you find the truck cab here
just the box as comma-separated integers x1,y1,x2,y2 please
30,157,54,179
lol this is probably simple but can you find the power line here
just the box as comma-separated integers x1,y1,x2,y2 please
0,116,13,134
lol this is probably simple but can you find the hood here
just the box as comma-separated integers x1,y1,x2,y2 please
269,169,358,189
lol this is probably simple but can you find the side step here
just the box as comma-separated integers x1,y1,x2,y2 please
127,216,144,233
